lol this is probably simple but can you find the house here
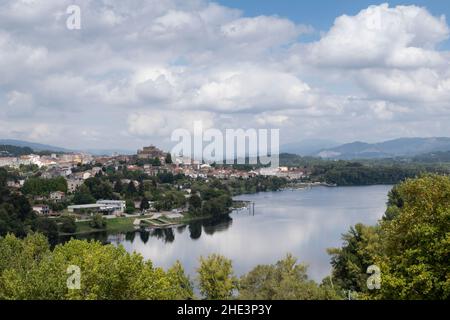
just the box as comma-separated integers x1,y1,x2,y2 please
67,178,83,193
91,167,103,175
50,191,65,202
82,172,92,180
96,200,126,213
32,205,50,215
6,180,21,189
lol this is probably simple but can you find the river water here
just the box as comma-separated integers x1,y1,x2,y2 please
73,185,392,282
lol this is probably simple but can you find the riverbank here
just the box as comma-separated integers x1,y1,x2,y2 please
65,210,236,236
60,198,254,236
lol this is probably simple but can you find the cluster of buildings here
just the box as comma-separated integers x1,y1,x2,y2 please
0,153,93,169
1,144,307,217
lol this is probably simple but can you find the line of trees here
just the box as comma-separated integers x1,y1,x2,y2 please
0,234,337,300
22,176,68,196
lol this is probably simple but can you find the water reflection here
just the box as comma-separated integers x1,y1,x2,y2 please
59,186,392,282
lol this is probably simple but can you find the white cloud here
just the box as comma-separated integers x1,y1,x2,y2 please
305,3,449,69
0,1,449,149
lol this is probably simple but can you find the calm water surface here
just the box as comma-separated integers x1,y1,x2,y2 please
75,185,392,282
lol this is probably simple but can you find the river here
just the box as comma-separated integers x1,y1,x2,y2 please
72,185,392,282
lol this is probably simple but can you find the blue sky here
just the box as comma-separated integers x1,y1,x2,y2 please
217,0,450,47
217,0,450,28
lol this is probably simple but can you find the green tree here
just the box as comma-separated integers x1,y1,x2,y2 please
197,254,238,300
373,175,450,300
72,185,96,205
89,213,106,229
22,177,68,196
125,199,135,214
0,234,191,300
114,179,123,194
126,181,137,197
167,260,194,299
59,216,77,234
239,254,338,300
327,223,380,293
33,217,58,244
165,153,173,164
140,197,150,211
188,194,202,214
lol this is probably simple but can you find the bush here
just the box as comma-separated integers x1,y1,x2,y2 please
59,216,77,234
89,213,106,229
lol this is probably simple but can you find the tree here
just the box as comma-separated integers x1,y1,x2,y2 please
84,177,115,200
140,197,150,211
33,217,58,244
327,223,380,293
59,216,77,234
125,199,135,214
188,194,202,214
329,174,450,300
138,181,145,196
152,157,161,166
89,213,106,229
165,153,173,164
72,185,96,205
197,254,238,300
167,261,194,299
0,235,191,299
239,254,340,300
126,181,137,197
22,177,68,196
372,175,450,300
114,179,123,194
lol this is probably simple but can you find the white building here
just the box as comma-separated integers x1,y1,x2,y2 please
68,200,125,215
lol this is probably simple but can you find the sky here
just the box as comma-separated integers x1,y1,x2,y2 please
1,0,450,151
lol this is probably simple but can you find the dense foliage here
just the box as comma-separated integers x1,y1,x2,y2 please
0,234,193,299
239,254,340,300
0,145,33,157
328,174,450,299
0,168,59,241
0,235,339,300
22,177,68,196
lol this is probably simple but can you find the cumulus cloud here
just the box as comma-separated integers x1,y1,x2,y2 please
0,1,449,149
305,3,449,69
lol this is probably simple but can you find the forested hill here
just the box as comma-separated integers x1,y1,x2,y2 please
0,145,34,157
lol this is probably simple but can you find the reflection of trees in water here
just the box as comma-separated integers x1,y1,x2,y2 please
202,215,233,235
125,231,136,242
139,230,150,244
176,225,187,234
58,232,109,246
188,221,202,240
150,228,175,243
58,214,233,246
188,214,233,239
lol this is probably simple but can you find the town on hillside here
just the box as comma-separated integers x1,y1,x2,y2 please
0,145,306,234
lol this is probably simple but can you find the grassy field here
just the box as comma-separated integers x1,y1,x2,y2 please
66,212,228,236
70,216,137,235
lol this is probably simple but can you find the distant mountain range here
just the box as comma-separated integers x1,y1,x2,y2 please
281,139,340,155
315,137,450,159
0,139,134,156
4,137,450,160
0,139,70,153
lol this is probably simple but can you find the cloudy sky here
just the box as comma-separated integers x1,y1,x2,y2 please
1,0,450,151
